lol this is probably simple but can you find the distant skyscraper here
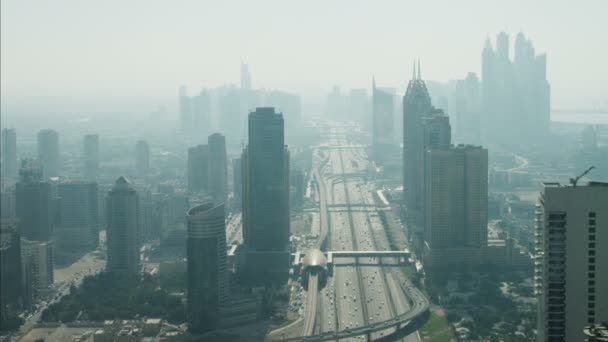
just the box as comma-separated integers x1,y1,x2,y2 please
1,220,23,312
187,144,209,194
83,134,100,180
208,133,227,204
403,62,432,228
220,88,243,141
192,90,212,136
264,90,302,138
56,181,99,251
240,62,252,90
15,159,53,241
450,72,481,145
135,140,150,174
187,203,228,332
535,181,608,342
372,78,395,160
424,145,488,266
1,128,18,179
37,129,60,179
179,85,192,134
481,32,550,145
241,107,290,283
106,176,140,274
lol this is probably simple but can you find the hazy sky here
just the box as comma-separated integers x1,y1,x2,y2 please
2,0,607,111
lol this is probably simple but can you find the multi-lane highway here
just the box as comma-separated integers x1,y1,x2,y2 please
299,125,425,341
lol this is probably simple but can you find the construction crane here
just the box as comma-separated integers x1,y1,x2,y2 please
569,166,595,187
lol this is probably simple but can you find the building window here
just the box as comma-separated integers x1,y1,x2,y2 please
589,295,595,301
589,220,596,225
589,257,596,263
589,318,595,324
590,227,596,234
589,310,595,316
589,212,596,218
589,265,595,271
589,288,595,293
589,303,595,309
590,235,596,241
589,272,595,279
589,250,596,256
589,243,596,249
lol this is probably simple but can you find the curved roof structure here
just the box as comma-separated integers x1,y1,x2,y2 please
302,249,327,269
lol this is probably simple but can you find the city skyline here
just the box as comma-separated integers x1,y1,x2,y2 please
2,1,607,113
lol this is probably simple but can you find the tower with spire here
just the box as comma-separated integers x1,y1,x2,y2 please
403,59,432,231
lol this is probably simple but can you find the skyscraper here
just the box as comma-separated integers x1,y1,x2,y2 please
106,176,140,274
187,203,228,333
232,157,242,209
21,239,54,290
403,62,432,228
481,32,550,145
135,140,150,174
83,134,100,180
192,90,212,136
1,128,18,179
241,107,290,283
421,109,452,240
240,62,252,90
37,129,60,179
208,133,227,204
187,144,209,194
179,85,192,134
372,78,395,161
220,88,243,141
535,181,608,342
423,145,488,266
1,220,23,313
56,181,99,251
15,159,53,241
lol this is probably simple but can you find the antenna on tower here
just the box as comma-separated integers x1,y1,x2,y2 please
569,166,595,187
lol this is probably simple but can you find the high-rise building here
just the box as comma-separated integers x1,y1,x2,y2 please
403,62,432,228
481,32,550,145
1,128,18,179
0,188,16,220
15,159,53,241
21,239,54,289
208,133,228,204
372,78,395,160
106,176,140,274
240,62,252,90
535,181,608,342
56,181,99,251
179,85,192,134
187,144,209,194
423,145,488,266
187,203,228,332
220,88,243,142
241,107,290,283
232,157,242,209
450,72,481,145
192,90,212,136
83,134,100,180
37,129,60,179
135,140,150,174
1,220,23,314
264,90,302,139
421,109,452,240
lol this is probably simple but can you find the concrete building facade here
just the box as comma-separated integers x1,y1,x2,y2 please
535,182,608,342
